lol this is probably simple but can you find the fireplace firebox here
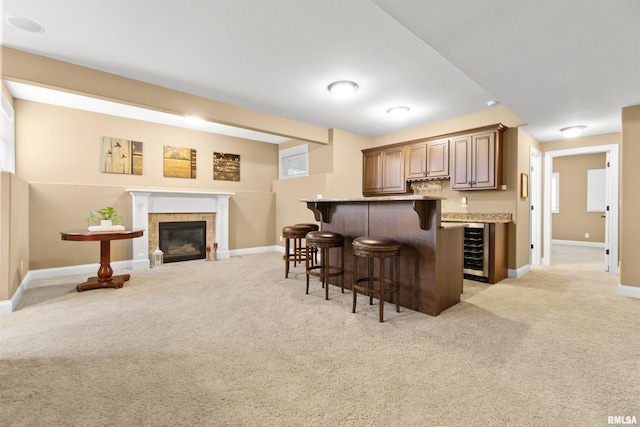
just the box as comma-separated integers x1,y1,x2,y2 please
159,221,207,263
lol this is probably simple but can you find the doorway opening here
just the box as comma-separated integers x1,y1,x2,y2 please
538,144,619,274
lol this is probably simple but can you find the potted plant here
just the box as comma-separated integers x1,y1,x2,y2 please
87,206,124,230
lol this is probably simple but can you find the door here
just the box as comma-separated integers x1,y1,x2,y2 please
426,138,449,178
363,151,382,194
450,135,472,189
472,132,496,189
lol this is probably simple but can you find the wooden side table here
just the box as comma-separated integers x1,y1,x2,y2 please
60,229,144,292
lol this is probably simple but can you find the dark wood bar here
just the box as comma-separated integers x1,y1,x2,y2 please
304,196,464,316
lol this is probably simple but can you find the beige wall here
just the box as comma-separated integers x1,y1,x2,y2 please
0,172,29,301
15,99,279,269
621,105,640,288
552,153,606,242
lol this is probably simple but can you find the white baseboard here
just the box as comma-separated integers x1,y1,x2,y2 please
229,246,279,256
508,264,531,279
552,239,605,248
618,283,640,299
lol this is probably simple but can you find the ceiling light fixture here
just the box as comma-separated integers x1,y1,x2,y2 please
327,81,359,100
487,100,499,107
386,106,410,117
8,16,45,33
560,126,586,138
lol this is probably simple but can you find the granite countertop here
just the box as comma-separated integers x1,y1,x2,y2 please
442,212,512,223
301,195,446,202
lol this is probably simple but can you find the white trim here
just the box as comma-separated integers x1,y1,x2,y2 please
618,284,640,299
509,264,530,278
552,239,606,248
530,146,542,265
543,144,619,274
229,246,279,257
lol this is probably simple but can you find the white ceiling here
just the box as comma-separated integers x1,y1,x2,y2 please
2,0,639,143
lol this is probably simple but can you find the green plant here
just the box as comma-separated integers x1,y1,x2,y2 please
87,206,123,225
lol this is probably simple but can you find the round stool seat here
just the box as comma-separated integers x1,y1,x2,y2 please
294,223,319,231
282,224,315,278
283,224,314,238
353,236,401,256
306,230,344,245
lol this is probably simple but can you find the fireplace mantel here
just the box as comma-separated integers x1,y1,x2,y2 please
127,189,234,268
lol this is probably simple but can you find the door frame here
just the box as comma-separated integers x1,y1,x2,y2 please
543,144,619,274
529,147,542,265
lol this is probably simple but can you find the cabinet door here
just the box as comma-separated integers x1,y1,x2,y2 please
426,139,449,178
405,143,427,179
472,132,496,189
382,147,406,193
363,151,382,194
450,135,472,189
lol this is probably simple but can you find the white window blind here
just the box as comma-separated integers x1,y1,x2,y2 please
279,144,308,179
0,93,16,173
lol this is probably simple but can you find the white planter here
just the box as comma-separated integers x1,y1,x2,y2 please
100,220,112,227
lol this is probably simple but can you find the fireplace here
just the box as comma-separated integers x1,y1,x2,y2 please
159,221,207,263
127,189,234,269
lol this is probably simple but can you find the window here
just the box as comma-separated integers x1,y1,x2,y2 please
550,172,560,213
279,144,308,179
0,92,16,173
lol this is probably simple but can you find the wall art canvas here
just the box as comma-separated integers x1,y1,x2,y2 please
213,152,240,181
101,137,143,175
163,145,197,178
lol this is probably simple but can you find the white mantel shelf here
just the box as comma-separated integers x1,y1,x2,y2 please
126,189,235,269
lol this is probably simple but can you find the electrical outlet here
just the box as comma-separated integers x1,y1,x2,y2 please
21,261,24,272
585,233,590,238
280,235,283,242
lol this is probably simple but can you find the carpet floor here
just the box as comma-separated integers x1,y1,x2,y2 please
1,246,638,426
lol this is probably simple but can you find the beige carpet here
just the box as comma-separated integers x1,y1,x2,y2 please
1,247,638,426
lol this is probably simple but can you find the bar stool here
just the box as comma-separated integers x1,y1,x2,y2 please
352,236,401,322
305,231,345,300
282,224,314,278
294,223,319,265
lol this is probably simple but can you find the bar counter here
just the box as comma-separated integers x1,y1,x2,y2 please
303,196,463,316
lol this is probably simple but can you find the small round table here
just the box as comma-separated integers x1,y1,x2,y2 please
60,229,144,292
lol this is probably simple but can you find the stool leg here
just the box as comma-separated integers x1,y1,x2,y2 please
324,247,330,300
285,237,291,278
379,256,385,322
352,254,358,313
395,255,400,313
368,258,374,306
305,244,311,294
340,245,345,293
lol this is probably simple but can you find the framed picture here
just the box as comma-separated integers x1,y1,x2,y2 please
213,152,240,181
100,137,143,175
521,172,529,199
163,145,197,178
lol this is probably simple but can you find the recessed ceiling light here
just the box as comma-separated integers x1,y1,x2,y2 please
560,126,586,138
327,81,359,99
487,100,499,107
8,16,45,33
386,106,410,117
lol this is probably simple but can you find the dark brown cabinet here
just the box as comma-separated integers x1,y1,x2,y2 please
450,126,504,190
363,123,505,196
362,146,406,195
405,138,449,180
426,138,449,178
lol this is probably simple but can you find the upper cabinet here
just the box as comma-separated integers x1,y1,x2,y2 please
362,146,407,196
405,138,450,180
426,138,450,178
450,125,504,190
362,123,505,196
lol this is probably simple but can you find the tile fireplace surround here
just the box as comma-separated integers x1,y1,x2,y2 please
127,189,234,269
